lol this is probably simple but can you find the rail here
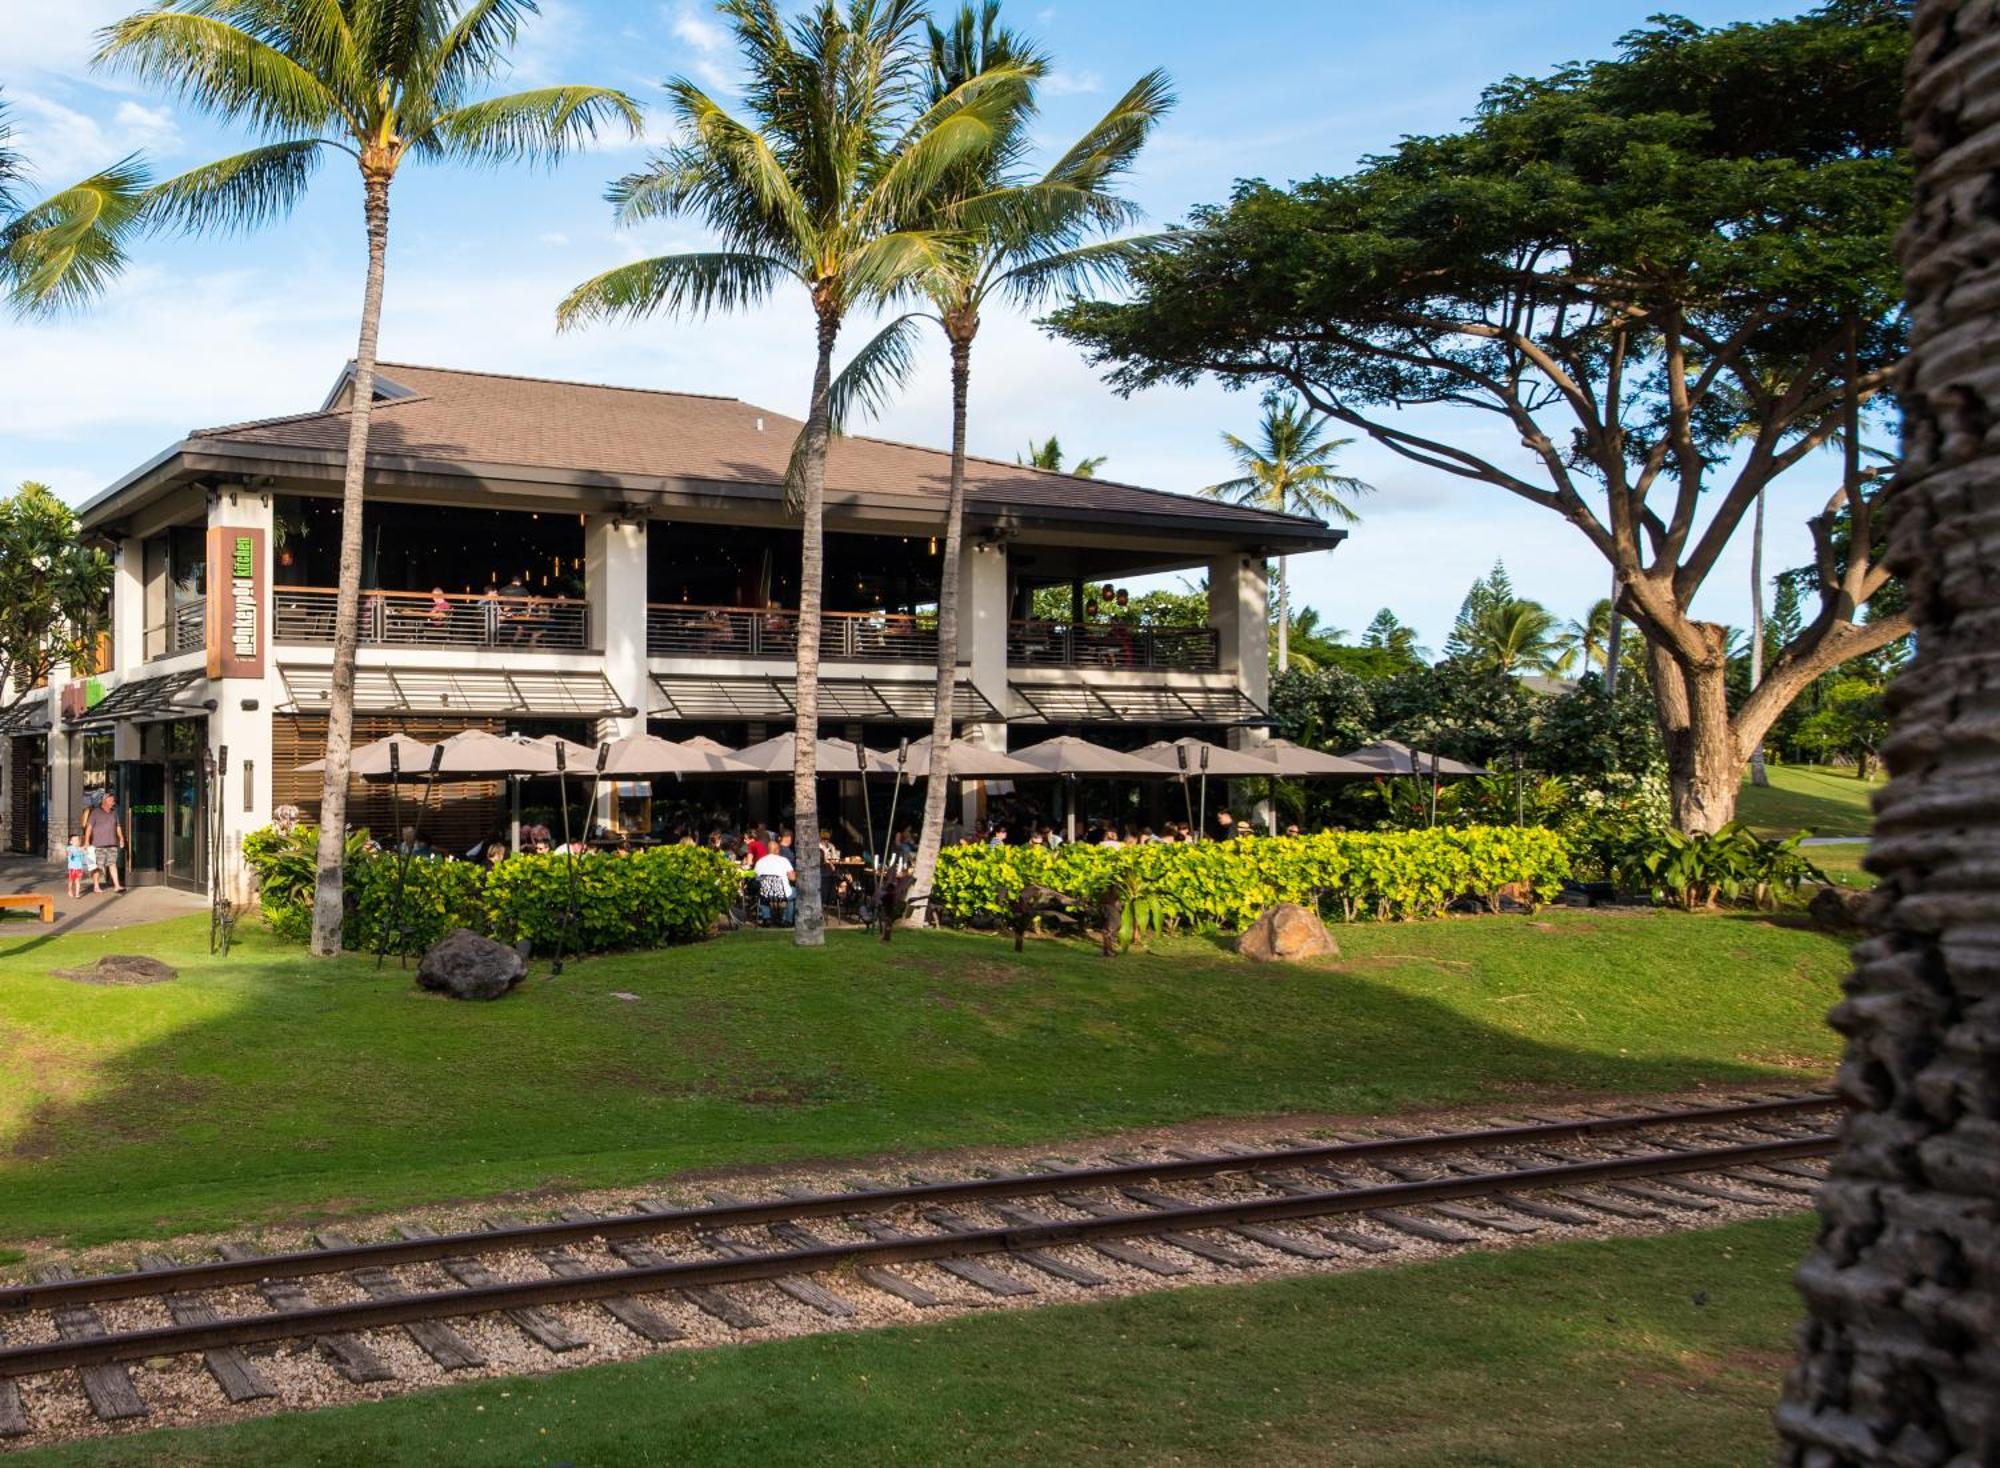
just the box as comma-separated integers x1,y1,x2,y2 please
1007,619,1220,672
273,586,591,652
144,599,206,659
646,603,938,663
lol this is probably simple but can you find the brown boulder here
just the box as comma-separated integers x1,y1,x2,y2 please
1237,903,1338,963
1808,883,1879,932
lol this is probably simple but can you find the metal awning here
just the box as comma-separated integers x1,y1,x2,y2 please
0,694,49,737
650,673,1000,724
67,669,211,728
279,665,630,718
1010,681,1270,726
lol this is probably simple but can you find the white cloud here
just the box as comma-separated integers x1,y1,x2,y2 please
3,89,179,187
0,2,134,81
1040,70,1103,98
668,3,729,54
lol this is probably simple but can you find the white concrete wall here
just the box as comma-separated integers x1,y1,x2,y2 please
207,487,279,904
586,514,647,740
1208,553,1270,709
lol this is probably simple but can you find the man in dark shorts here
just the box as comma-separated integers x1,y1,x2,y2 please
82,791,124,893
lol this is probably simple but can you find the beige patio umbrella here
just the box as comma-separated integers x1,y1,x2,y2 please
871,737,1041,781
1341,739,1487,777
1133,737,1277,778
1239,738,1378,777
1009,735,1172,843
730,733,877,776
296,731,435,778
676,734,741,758
430,729,558,776
595,733,755,778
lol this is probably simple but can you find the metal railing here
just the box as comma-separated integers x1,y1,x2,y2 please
273,586,592,651
646,603,938,663
145,599,207,659
1006,620,1221,672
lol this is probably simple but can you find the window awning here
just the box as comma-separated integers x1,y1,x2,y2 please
0,694,49,737
650,673,1000,724
280,665,631,718
1010,681,1270,726
67,669,211,728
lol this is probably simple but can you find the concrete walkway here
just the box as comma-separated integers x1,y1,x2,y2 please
0,854,207,941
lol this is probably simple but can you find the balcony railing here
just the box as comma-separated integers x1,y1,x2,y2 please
1006,620,1221,672
146,598,206,659
647,603,938,663
274,586,591,651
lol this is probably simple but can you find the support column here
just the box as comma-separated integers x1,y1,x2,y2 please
44,664,76,864
960,540,1011,829
586,515,648,741
113,536,145,675
1211,554,1273,833
207,488,279,904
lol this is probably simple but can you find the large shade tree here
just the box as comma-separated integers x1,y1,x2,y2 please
97,0,641,955
1775,1,2000,1459
900,1,1171,927
559,0,1028,946
0,483,114,702
1053,1,1916,833
1200,393,1369,673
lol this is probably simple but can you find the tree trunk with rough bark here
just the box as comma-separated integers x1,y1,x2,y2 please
1775,2,2000,1459
1275,554,1289,673
1749,486,1770,786
310,172,391,957
789,307,838,948
907,324,973,927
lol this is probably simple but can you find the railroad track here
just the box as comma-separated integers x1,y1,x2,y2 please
0,1092,1839,1440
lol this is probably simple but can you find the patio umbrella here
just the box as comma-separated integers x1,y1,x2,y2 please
1132,737,1277,778
296,731,435,777
875,737,1041,780
531,734,603,771
429,729,560,777
1239,739,1378,777
676,735,739,757
1341,739,1487,777
1007,736,1172,778
595,733,754,778
729,733,877,776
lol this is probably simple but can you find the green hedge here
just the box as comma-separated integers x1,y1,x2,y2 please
932,828,1572,928
243,825,739,955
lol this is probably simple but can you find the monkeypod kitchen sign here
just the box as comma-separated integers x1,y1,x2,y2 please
204,527,266,679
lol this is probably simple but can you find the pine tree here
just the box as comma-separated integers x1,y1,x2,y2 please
1444,562,1513,661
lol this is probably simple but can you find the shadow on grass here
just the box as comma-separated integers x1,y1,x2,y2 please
0,914,1835,1248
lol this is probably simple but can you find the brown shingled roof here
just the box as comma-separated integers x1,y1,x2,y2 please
189,362,1330,538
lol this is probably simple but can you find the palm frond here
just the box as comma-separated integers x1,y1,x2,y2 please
556,250,789,330
433,85,643,165
997,232,1168,309
862,63,1035,228
845,228,958,297
141,139,328,235
0,91,23,218
1041,69,1175,193
421,0,537,98
826,311,924,433
1,156,149,316
1200,474,1262,503
93,8,348,138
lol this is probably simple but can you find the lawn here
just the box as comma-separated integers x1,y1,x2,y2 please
1737,762,1881,837
8,1213,1818,1468
0,909,1847,1248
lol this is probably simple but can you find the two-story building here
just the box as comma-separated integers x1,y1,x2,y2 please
0,362,1343,896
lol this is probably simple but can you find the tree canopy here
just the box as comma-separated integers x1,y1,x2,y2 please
0,482,113,699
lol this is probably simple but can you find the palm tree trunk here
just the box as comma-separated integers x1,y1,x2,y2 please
1275,555,1289,673
310,172,391,957
789,308,838,948
907,326,972,927
1604,569,1624,696
1748,487,1769,786
1775,4,2000,1458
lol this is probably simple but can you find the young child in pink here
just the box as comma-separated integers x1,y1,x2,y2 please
66,834,90,898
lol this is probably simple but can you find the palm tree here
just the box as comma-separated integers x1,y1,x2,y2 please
1559,597,1613,675
97,0,640,957
901,2,1170,926
1271,606,1345,673
1775,2,2000,1456
1017,434,1106,476
1461,597,1564,677
1202,394,1370,671
0,87,149,316
559,0,1029,947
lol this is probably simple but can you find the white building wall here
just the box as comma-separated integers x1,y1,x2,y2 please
207,487,279,904
586,514,648,740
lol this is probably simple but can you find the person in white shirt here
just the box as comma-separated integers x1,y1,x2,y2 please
752,847,796,925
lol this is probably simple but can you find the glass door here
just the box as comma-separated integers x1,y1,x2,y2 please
118,761,166,882
165,760,204,891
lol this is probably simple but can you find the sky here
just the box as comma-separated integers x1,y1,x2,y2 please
0,0,1830,650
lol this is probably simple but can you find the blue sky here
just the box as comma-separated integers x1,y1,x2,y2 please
1,0,1821,649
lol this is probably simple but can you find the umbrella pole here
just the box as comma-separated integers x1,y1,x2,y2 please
857,746,875,874
377,742,406,969
1065,774,1076,844
1429,750,1441,828
510,777,521,855
551,744,586,978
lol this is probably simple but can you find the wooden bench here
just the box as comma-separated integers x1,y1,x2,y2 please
0,893,55,924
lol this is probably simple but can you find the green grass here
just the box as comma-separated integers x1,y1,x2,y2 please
1738,762,1881,837
1807,842,1876,891
8,1214,1818,1468
0,911,1847,1248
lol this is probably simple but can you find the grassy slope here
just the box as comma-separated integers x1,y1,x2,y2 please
10,1214,1817,1468
1738,763,1881,837
0,911,1846,1247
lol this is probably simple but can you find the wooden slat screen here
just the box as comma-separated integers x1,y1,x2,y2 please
273,714,506,856
7,737,43,855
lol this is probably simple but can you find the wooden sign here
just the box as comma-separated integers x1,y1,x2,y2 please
205,527,266,680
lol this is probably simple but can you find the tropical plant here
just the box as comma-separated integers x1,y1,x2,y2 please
560,0,1029,947
1560,598,1614,676
1055,4,1915,834
1460,597,1568,677
1361,607,1428,668
1779,4,1998,1451
1271,605,1346,673
1097,867,1170,953
0,87,150,316
1202,394,1371,672
98,0,641,956
0,483,115,699
901,2,1170,927
1793,673,1889,778
1616,821,1826,911
1017,434,1104,476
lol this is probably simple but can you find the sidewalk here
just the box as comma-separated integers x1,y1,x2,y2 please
0,854,208,940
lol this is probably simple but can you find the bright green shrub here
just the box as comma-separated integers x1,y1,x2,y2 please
931,828,1570,929
242,828,739,955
